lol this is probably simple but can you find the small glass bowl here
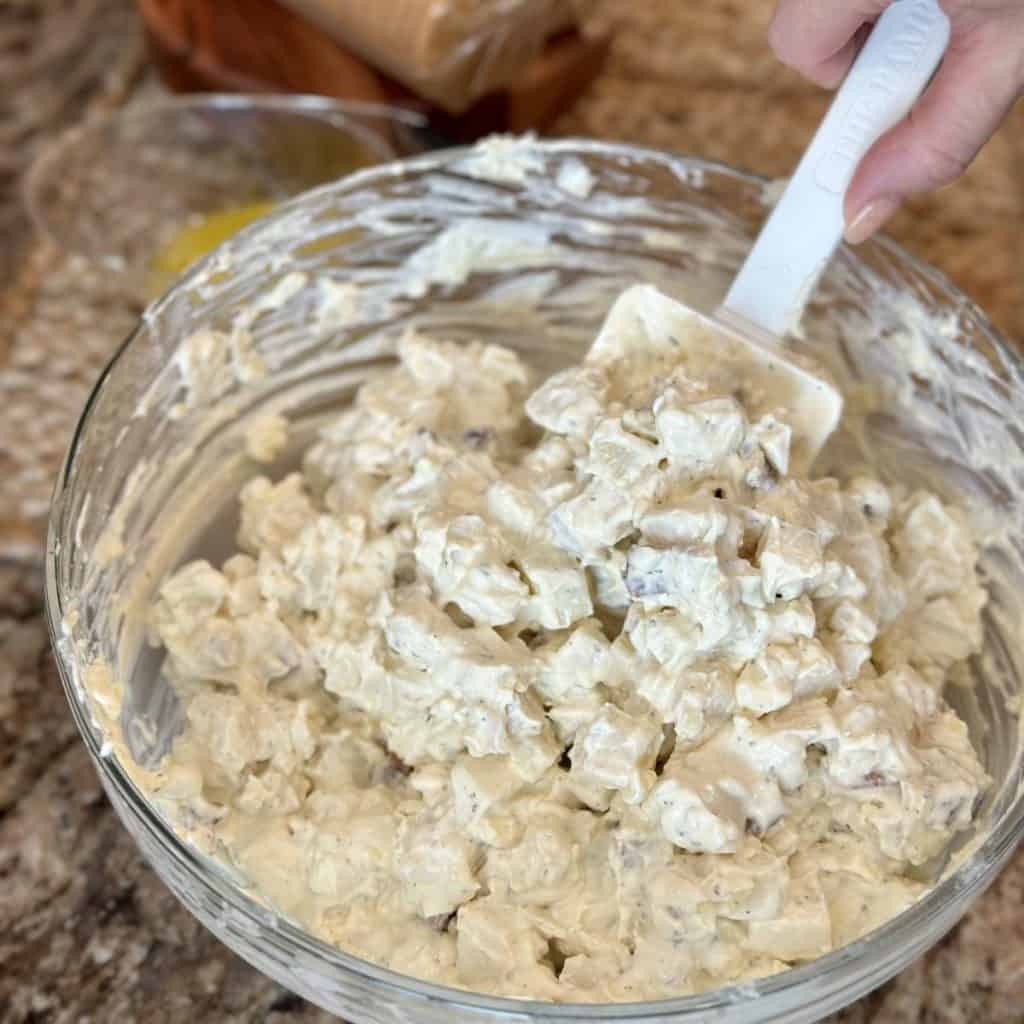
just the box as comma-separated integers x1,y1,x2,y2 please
46,141,1024,1023
22,92,426,297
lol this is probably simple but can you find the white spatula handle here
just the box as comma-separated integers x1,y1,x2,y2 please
723,0,950,336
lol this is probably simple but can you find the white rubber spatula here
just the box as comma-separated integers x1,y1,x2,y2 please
596,0,950,473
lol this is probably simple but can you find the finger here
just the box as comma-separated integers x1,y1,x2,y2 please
844,26,1024,241
769,0,891,84
810,22,873,88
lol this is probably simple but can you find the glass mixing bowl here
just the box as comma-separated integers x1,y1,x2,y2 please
22,92,427,298
46,141,1024,1024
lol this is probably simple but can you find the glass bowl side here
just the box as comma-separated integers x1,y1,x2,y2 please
46,140,1024,1024
22,93,426,279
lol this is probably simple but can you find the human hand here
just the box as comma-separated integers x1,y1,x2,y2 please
768,0,1024,242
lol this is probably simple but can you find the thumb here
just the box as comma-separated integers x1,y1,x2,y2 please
843,26,1023,243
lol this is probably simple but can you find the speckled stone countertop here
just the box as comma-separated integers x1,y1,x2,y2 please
2,1,1023,1021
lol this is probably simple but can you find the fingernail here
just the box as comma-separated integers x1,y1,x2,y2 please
844,197,900,245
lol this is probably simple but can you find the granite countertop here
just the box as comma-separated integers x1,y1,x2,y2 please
2,1,1023,1021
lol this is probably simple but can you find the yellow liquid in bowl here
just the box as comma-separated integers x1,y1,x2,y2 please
147,201,276,297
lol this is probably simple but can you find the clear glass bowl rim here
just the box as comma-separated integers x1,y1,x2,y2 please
21,90,427,253
44,139,1024,1020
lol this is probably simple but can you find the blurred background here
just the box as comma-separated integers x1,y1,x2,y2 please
1,2,1022,1022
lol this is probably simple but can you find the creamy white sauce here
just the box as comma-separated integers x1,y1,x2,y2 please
556,158,597,199
62,137,1023,1008
140,284,988,1002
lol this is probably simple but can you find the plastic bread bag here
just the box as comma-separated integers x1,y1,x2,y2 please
276,0,584,114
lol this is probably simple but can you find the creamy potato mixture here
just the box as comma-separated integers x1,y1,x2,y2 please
147,283,988,1001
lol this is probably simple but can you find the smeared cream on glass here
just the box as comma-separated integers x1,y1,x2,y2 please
141,282,989,1002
